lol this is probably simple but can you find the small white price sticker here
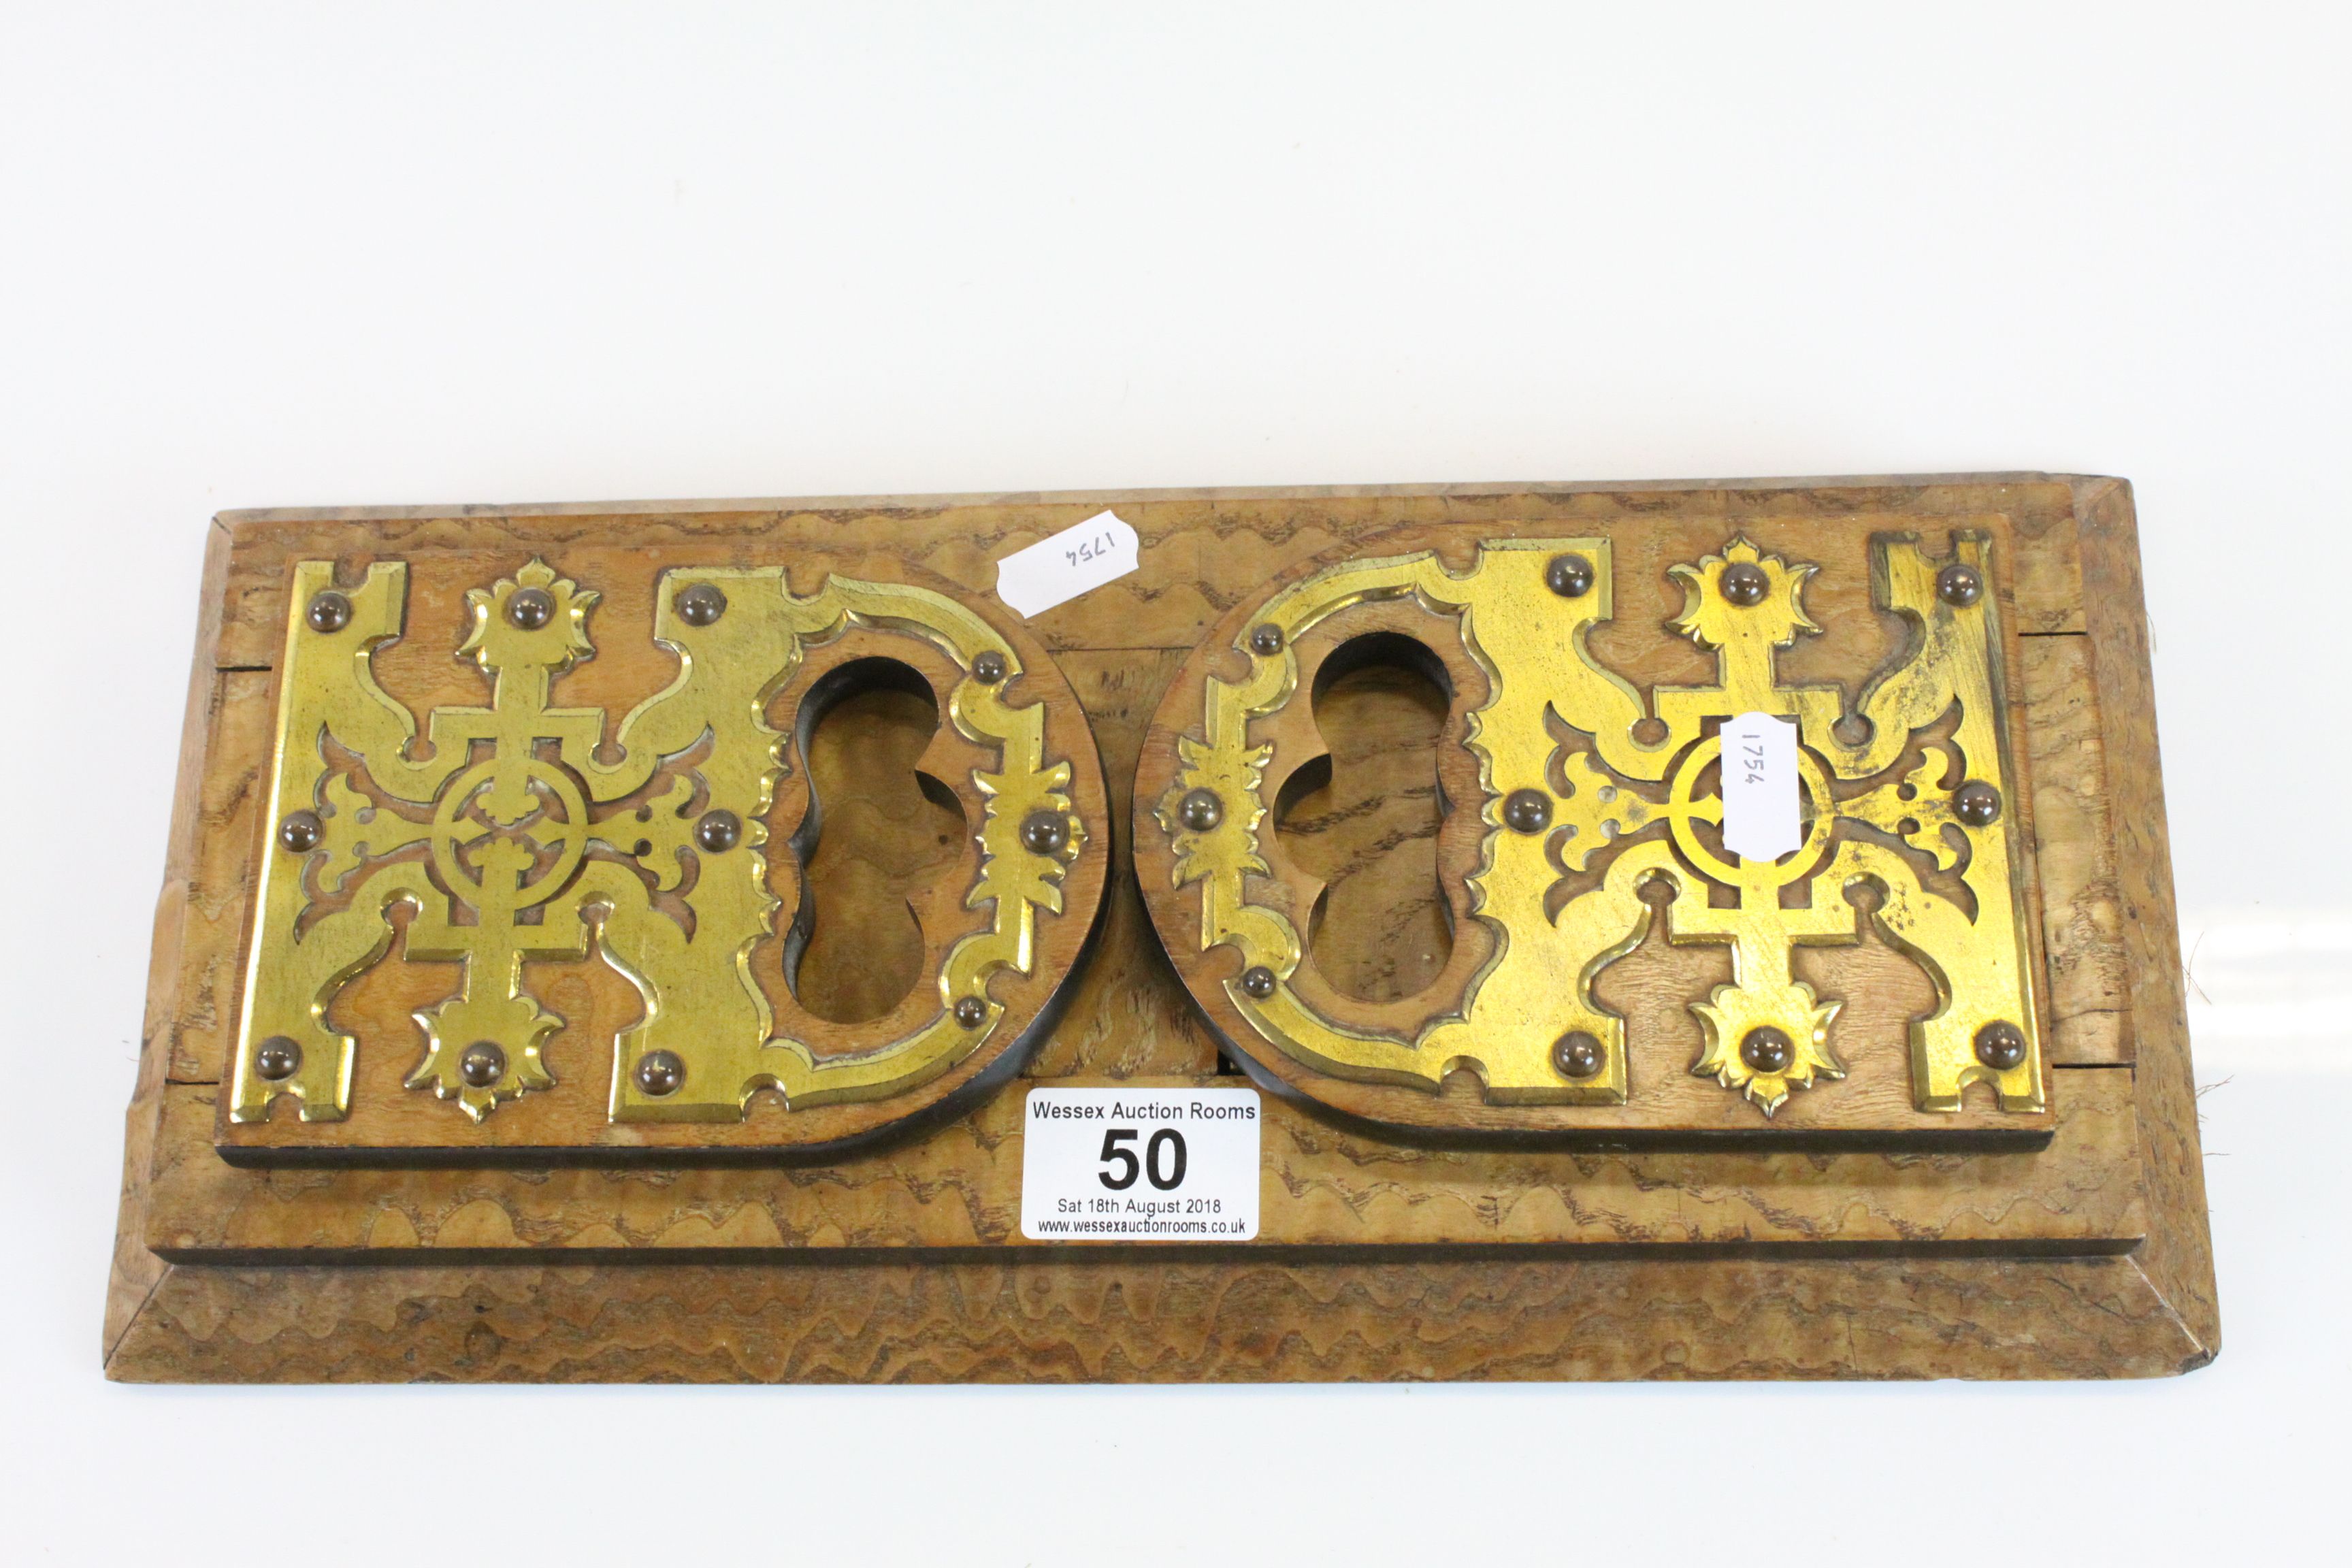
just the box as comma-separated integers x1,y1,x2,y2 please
1020,1088,1260,1241
1720,710,1801,862
992,508,1141,617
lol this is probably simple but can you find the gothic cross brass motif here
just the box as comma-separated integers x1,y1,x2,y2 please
1150,532,2042,1117
229,558,1086,1126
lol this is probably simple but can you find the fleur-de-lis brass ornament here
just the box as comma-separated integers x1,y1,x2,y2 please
228,557,1104,1147
1137,529,2044,1130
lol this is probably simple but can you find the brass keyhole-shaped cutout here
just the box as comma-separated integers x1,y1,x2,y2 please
1274,633,1456,1003
785,658,967,1024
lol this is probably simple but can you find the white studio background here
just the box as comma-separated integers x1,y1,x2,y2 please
1,5,2344,1563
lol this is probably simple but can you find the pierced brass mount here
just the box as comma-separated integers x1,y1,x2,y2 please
227,558,1090,1132
1144,532,2044,1121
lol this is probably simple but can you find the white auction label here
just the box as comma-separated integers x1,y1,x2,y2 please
1720,711,1801,862
1020,1088,1260,1241
992,508,1141,617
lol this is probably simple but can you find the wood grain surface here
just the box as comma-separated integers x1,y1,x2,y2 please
105,1253,2204,1384
1280,653,1461,1004
2021,634,2131,1064
2074,477,2218,1359
144,1067,2146,1260
108,475,2215,1382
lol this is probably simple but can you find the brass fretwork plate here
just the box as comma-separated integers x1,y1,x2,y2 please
1135,522,2049,1141
220,550,1109,1162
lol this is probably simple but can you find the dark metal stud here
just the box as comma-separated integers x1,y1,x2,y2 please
1546,553,1595,598
278,810,325,853
633,1049,685,1096
954,996,989,1028
1240,965,1278,1000
506,586,556,630
1720,561,1769,607
458,1041,506,1088
1020,811,1069,855
1177,789,1223,833
1552,1030,1604,1079
972,649,1009,685
695,809,742,853
1953,779,2002,828
1974,1020,2028,1071
1248,624,1286,656
254,1036,301,1081
305,589,353,634
674,582,727,627
1740,1026,1795,1075
1936,562,1984,608
1502,788,1552,834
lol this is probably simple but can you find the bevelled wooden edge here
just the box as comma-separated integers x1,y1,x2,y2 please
103,1254,2205,1383
2070,477,2217,1364
106,476,2213,1382
108,519,232,1358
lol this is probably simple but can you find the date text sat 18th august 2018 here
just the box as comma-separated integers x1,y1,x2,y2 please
1019,1088,1260,1240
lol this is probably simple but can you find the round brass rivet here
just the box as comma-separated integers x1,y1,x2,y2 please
695,809,742,853
305,590,353,634
1240,966,1277,1000
1975,1020,2028,1071
634,1049,685,1096
1720,562,1769,607
675,582,727,627
1546,553,1595,598
954,996,988,1028
1740,1026,1795,1075
1552,1030,1604,1079
1020,811,1069,855
1248,624,1285,656
1953,779,2002,827
458,1041,506,1088
1177,789,1222,833
1937,562,1984,607
254,1036,301,1081
506,586,556,630
973,650,1009,684
1502,788,1552,834
278,810,325,853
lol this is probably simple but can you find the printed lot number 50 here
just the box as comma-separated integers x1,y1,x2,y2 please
1096,1126,1188,1191
1019,1088,1260,1240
